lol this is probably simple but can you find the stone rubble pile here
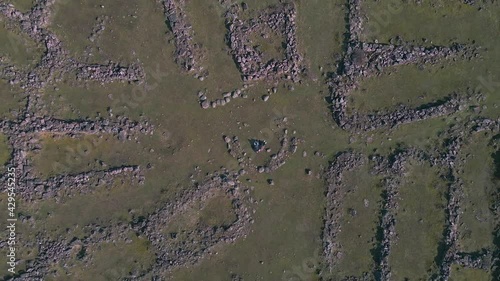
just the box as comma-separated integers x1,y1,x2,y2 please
328,0,479,133
0,0,145,89
76,63,144,83
162,0,204,76
226,128,300,174
0,0,154,207
322,151,365,271
4,137,259,280
433,118,499,281
321,118,499,280
27,165,143,202
225,2,303,83
88,15,108,43
198,87,249,109
138,169,252,275
0,104,154,203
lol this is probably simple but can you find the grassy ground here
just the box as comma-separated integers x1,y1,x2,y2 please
389,161,447,280
249,31,286,63
31,133,144,178
185,0,242,91
357,0,500,119
296,0,345,78
169,153,326,281
458,134,496,253
199,194,238,228
45,234,154,281
6,0,34,13
51,0,169,67
0,134,10,167
2,0,499,280
449,265,492,281
0,190,39,276
0,80,23,120
0,17,41,67
163,190,237,238
332,165,383,279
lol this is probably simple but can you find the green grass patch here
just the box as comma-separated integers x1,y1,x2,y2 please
6,0,34,12
389,161,447,280
169,146,326,281
296,0,345,77
0,18,41,66
361,0,494,45
0,80,23,120
0,133,10,167
199,194,237,228
349,61,475,113
249,30,285,63
31,133,141,179
356,0,500,119
449,264,491,281
46,234,154,281
185,0,243,91
333,165,383,279
458,134,496,252
51,0,169,66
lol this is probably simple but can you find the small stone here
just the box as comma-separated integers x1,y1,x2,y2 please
267,179,274,185
201,100,210,109
262,95,270,102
